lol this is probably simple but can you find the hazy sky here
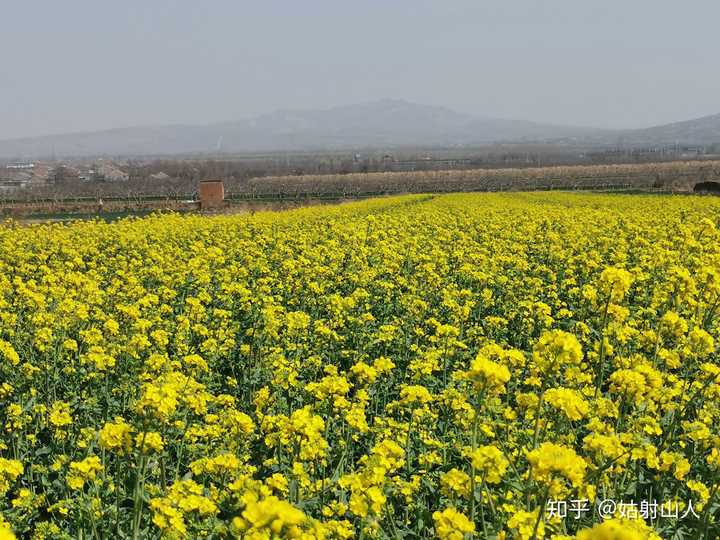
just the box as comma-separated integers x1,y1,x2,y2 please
2,0,719,139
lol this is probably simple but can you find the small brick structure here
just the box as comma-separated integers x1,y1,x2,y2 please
199,180,225,209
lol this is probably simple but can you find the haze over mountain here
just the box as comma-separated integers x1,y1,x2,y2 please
0,99,718,159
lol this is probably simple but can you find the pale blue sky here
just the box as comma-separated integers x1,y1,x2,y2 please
2,0,719,139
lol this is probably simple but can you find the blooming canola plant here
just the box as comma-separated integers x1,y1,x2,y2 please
0,192,719,539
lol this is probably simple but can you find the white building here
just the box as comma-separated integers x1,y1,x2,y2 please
6,162,35,170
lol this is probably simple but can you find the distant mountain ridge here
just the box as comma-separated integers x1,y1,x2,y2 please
0,99,718,159
620,113,720,145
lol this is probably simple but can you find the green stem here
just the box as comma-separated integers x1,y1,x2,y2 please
531,486,551,540
132,430,148,540
700,481,719,539
469,387,486,527
532,383,547,449
479,472,488,538
594,295,612,398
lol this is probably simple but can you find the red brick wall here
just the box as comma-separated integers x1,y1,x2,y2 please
199,181,224,208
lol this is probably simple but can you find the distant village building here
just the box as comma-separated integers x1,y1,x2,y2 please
76,162,128,182
78,168,96,182
95,163,129,182
150,172,170,181
6,162,35,170
0,161,51,190
51,165,80,184
0,171,32,190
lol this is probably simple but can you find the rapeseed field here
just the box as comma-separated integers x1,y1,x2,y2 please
1,192,719,539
